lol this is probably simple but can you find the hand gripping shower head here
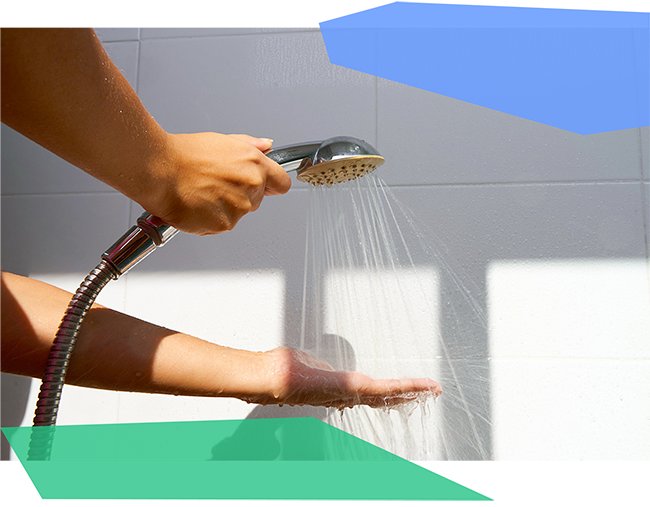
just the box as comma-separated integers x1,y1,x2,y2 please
98,138,383,276
29,136,384,454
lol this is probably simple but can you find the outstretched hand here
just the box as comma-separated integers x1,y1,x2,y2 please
248,347,442,409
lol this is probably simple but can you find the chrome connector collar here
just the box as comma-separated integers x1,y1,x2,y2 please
102,213,179,276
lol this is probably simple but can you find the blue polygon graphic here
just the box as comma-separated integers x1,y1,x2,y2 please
320,2,649,135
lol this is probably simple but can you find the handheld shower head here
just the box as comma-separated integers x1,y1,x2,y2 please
101,137,384,277
267,136,385,187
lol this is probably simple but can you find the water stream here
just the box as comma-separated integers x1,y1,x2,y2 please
300,173,491,460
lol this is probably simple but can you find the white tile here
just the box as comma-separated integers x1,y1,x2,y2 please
389,182,647,265
124,269,286,353
137,33,376,192
1,193,132,273
52,385,120,426
491,358,650,460
488,259,650,359
1,125,120,196
5,39,647,459
377,79,644,185
436,358,492,460
123,189,298,361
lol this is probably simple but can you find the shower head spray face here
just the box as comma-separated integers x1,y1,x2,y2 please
267,136,385,187
297,155,385,187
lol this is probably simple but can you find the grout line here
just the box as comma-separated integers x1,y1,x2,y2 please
640,180,650,311
638,127,647,181
488,357,650,363
136,27,321,42
139,29,320,42
380,179,645,190
1,191,122,198
1,180,643,198
642,183,649,260
135,28,142,94
374,75,379,150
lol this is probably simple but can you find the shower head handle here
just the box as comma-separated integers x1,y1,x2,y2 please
267,136,382,170
266,141,322,172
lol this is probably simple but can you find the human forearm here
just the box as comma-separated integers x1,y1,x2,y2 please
0,271,271,400
1,29,170,208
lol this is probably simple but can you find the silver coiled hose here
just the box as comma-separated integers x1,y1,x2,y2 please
32,260,119,427
27,260,118,460
27,213,178,460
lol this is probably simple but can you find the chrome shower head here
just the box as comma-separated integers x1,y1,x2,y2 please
267,136,385,187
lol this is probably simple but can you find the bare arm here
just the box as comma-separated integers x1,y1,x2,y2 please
1,272,441,408
1,28,291,235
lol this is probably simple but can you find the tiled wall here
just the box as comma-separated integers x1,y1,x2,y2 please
2,28,649,460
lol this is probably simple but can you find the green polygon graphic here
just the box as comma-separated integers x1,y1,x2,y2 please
2,417,401,461
2,418,650,507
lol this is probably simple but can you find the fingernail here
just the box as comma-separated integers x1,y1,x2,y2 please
261,138,273,145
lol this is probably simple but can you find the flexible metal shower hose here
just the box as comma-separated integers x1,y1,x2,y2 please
27,259,118,460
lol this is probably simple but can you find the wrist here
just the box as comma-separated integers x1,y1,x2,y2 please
231,348,289,405
134,130,182,222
